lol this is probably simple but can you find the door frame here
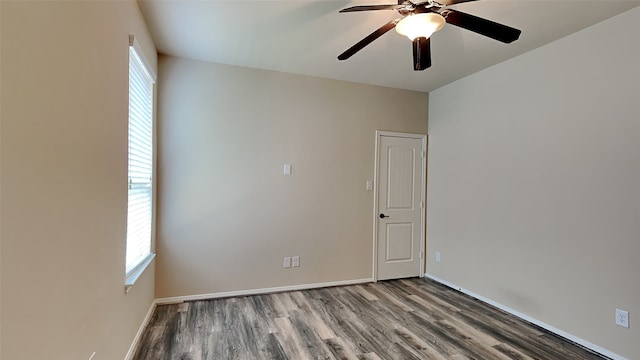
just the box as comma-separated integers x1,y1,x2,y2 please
372,131,427,281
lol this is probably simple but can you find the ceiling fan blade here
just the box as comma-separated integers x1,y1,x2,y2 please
339,4,404,13
412,37,431,71
443,9,521,43
338,19,400,61
437,0,479,5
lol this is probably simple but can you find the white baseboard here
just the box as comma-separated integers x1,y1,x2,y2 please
425,274,626,360
124,300,157,360
155,278,374,305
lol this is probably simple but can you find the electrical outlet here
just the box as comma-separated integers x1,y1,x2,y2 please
616,309,629,328
283,257,291,268
292,256,300,267
435,252,441,262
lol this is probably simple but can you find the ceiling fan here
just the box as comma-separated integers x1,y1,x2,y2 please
337,0,522,71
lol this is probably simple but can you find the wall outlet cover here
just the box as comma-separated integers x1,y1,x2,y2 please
283,257,291,268
616,309,629,328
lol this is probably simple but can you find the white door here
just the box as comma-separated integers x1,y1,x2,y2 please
376,133,425,280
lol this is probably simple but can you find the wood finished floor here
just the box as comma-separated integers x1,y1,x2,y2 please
133,278,606,360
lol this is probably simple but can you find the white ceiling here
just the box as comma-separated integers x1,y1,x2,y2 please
137,0,640,92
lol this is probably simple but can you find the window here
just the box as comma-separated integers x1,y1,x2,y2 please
126,36,156,287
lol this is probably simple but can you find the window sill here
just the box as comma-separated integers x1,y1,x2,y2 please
125,253,156,294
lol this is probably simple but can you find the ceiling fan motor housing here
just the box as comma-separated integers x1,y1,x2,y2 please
413,37,431,71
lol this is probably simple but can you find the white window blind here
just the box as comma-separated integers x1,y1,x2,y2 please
126,39,155,275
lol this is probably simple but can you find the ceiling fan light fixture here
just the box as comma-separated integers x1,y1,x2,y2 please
395,13,446,41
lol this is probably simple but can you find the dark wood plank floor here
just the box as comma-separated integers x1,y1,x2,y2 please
133,278,606,360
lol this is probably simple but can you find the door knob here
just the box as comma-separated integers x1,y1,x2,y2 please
379,213,389,218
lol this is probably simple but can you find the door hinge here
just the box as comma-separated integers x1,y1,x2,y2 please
422,150,426,158
420,201,424,209
419,251,423,259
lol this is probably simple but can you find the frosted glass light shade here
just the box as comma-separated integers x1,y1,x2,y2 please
395,13,446,40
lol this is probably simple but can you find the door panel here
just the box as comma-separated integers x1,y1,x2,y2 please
377,135,424,280
387,145,415,210
386,223,413,261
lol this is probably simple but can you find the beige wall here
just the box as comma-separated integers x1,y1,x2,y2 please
156,56,428,298
1,1,157,359
427,7,639,359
